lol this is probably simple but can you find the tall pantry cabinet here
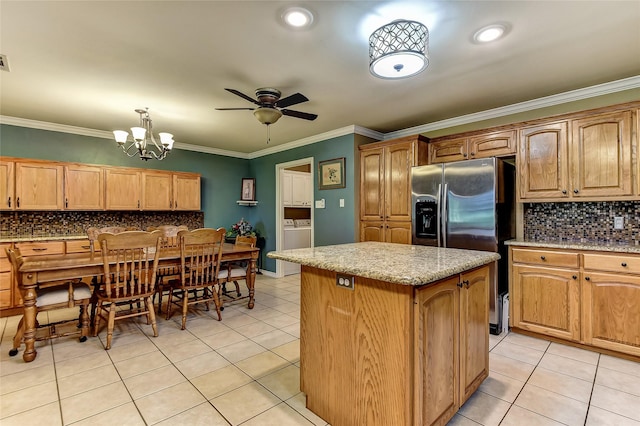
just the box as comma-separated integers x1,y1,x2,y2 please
359,135,428,244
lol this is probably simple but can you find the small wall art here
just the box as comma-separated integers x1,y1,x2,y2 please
318,157,346,190
241,178,256,201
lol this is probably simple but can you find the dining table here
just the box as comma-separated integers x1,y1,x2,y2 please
16,243,259,363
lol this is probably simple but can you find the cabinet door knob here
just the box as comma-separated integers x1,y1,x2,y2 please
572,275,577,280
463,153,468,158
7,197,10,208
585,276,590,281
621,262,627,267
457,282,464,288
470,152,475,156
65,198,68,208
16,197,20,208
562,190,567,195
540,256,546,260
573,189,579,194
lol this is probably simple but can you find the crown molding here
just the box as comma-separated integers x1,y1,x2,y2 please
383,75,640,140
2,76,638,158
247,125,383,159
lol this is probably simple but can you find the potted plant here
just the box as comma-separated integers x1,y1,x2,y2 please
225,218,258,243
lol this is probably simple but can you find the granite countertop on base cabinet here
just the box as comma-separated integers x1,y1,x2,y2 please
267,242,500,286
505,239,640,254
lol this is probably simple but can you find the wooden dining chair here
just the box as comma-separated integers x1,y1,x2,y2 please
218,235,257,302
147,225,188,313
6,247,92,357
165,228,225,330
93,230,162,350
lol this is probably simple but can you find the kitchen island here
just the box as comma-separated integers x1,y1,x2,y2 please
268,242,500,426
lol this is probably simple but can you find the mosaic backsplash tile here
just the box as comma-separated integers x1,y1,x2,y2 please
0,211,204,239
524,201,639,245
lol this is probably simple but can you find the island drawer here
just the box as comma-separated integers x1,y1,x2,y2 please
583,253,640,274
66,239,93,253
511,248,580,268
15,241,65,257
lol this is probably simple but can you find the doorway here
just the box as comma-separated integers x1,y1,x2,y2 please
275,157,314,277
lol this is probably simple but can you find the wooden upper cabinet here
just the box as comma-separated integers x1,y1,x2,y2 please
519,121,569,200
64,164,104,210
360,147,385,221
385,142,415,221
429,130,516,164
173,174,201,210
519,109,634,201
359,135,428,243
0,160,15,210
105,168,141,210
15,162,63,210
570,110,632,198
142,171,172,210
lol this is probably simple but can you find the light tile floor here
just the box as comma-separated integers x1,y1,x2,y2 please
1,273,639,425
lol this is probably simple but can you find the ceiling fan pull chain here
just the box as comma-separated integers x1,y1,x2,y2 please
267,124,271,144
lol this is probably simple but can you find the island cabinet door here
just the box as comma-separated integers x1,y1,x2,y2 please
414,276,460,426
459,265,490,404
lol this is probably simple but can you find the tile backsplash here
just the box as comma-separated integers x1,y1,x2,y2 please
0,211,204,239
524,201,639,245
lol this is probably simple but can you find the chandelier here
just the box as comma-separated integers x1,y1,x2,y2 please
112,108,174,161
369,19,429,79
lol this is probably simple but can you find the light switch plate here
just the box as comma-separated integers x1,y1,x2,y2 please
614,216,624,229
339,198,345,207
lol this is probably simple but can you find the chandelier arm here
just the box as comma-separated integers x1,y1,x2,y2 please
121,142,143,157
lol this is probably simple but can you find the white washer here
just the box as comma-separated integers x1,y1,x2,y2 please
283,219,311,275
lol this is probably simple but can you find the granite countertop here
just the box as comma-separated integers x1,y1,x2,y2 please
505,239,640,254
0,234,88,243
267,242,500,286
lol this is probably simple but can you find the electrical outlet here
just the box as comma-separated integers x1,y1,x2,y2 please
336,274,354,290
614,216,624,229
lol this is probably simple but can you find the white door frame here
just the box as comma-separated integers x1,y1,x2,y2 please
275,157,314,277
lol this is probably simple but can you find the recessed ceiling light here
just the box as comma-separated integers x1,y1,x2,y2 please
473,24,506,43
282,6,314,29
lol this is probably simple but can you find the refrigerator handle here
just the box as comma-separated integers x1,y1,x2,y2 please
441,183,448,248
436,183,442,247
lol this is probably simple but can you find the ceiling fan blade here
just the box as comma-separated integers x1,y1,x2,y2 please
215,107,255,111
224,88,259,105
276,92,308,108
282,109,318,121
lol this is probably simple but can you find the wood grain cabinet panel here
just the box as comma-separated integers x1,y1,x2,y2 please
0,244,12,309
359,135,428,243
518,122,569,200
429,130,516,164
173,174,201,210
142,171,172,210
582,272,640,357
64,164,104,210
571,110,632,198
105,168,141,210
15,162,64,210
0,160,15,210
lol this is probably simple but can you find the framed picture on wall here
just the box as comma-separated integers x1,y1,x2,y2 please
241,178,256,201
318,157,346,190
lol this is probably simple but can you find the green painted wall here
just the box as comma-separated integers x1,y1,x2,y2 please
0,125,360,273
0,124,250,231
248,134,358,272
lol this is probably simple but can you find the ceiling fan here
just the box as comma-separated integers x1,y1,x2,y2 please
216,87,318,125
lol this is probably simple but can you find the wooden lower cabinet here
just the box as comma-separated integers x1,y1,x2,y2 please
0,243,12,309
415,265,490,425
509,246,640,358
302,264,491,426
582,272,640,357
359,220,411,244
511,265,580,341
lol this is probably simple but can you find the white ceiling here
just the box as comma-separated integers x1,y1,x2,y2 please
1,1,639,156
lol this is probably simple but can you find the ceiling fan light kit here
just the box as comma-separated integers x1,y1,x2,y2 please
369,19,429,79
253,107,283,125
112,108,174,161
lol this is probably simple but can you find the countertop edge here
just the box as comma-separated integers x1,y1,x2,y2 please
0,235,88,243
505,239,640,254
268,243,500,286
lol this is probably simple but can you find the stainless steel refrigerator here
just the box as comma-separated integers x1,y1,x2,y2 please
411,157,515,334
